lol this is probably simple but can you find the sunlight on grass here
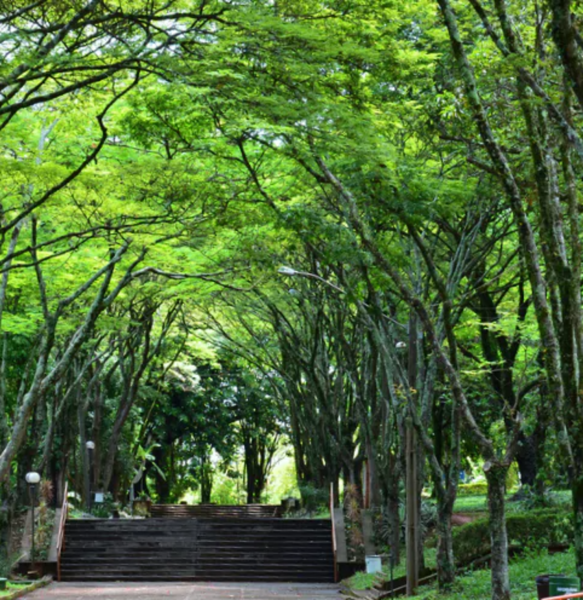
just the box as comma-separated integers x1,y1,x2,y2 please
0,582,36,598
345,548,438,590
415,548,576,599
345,548,577,599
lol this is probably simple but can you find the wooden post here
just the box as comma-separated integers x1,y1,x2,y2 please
406,313,420,596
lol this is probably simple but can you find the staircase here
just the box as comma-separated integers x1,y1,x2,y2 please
150,504,283,519
59,517,334,582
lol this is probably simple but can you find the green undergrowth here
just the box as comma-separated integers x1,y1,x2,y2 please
453,490,571,514
453,494,488,513
453,508,572,566
345,506,573,592
35,508,55,561
414,548,576,599
283,508,330,519
344,548,575,598
0,582,36,598
345,548,437,590
457,482,488,496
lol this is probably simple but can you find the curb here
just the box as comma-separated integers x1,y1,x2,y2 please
4,576,52,600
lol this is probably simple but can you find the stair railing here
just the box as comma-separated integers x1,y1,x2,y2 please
330,482,338,582
56,481,69,582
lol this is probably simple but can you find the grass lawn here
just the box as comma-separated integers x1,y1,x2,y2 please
345,548,438,590
453,495,488,513
344,548,576,599
452,490,572,514
416,548,576,599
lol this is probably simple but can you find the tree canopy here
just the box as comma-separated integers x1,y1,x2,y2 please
3,1,583,599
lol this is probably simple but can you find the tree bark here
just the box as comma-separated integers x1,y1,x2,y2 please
572,462,583,580
515,433,537,488
485,465,511,600
77,392,90,510
200,455,213,504
436,496,455,587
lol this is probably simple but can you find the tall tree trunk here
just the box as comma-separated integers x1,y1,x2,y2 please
416,445,426,572
77,394,90,510
386,485,401,565
485,465,510,600
92,380,103,491
365,441,381,508
572,441,583,580
200,456,213,503
435,495,455,587
515,433,537,488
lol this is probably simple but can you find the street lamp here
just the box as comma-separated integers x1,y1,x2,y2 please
25,472,40,566
86,441,95,512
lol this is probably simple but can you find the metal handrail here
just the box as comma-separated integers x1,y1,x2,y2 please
546,594,583,599
56,481,68,582
330,482,338,582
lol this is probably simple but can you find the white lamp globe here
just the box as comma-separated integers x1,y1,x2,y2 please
86,441,95,450
25,472,40,485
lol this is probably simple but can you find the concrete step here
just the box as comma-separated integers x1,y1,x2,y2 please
60,516,334,583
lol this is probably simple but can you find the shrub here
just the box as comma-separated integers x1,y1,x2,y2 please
421,500,438,533
91,492,117,518
513,485,558,510
35,508,55,561
40,480,54,506
374,505,402,551
0,551,19,579
35,479,56,560
506,508,573,546
506,462,520,491
299,484,329,512
453,508,573,565
458,482,488,496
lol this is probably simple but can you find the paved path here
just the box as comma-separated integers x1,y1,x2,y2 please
24,582,341,600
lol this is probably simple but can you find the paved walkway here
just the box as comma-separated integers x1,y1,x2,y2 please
24,582,341,600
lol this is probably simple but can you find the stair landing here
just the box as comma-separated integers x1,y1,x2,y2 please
24,581,341,600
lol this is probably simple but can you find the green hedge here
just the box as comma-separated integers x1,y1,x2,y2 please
453,508,573,565
458,482,488,496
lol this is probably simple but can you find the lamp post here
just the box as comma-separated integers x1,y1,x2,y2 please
277,266,345,293
86,441,95,512
25,471,41,567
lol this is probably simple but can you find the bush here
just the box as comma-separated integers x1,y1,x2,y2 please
506,508,573,545
506,462,520,491
421,500,438,533
453,508,573,565
299,484,329,512
90,492,117,518
512,485,559,510
453,518,490,563
35,479,56,560
458,482,488,496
